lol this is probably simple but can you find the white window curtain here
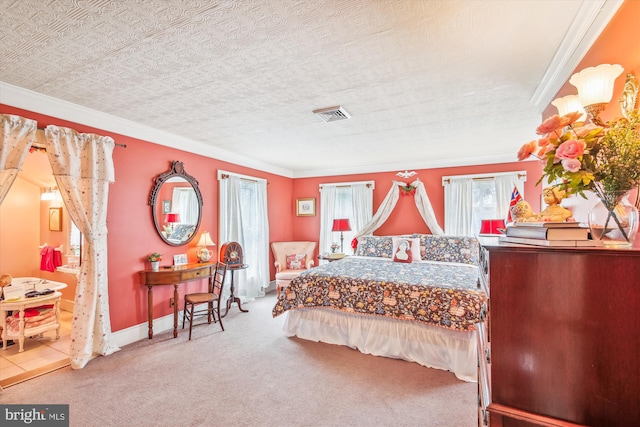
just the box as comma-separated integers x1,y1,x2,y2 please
443,172,526,236
319,181,374,254
42,125,120,369
172,187,198,224
0,114,37,204
444,178,474,236
319,185,337,254
495,175,518,223
218,172,269,300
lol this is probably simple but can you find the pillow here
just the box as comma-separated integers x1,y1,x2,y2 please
412,234,480,265
391,237,420,263
286,254,307,270
354,235,394,258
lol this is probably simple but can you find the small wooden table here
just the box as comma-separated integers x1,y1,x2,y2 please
1,292,62,352
222,264,249,318
139,263,214,339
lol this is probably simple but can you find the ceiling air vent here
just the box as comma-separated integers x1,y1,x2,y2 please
312,106,351,122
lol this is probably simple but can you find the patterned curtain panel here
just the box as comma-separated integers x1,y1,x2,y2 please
0,114,37,205
44,125,119,369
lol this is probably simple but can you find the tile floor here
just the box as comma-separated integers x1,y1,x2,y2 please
0,309,72,383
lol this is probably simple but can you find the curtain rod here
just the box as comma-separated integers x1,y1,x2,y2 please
442,171,527,185
219,172,269,184
36,127,127,148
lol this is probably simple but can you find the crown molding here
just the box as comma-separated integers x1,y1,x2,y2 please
0,81,294,178
530,0,624,113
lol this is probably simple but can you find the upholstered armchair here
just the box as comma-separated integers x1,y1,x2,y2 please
271,241,317,298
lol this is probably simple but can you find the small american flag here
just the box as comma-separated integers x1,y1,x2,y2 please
507,186,522,223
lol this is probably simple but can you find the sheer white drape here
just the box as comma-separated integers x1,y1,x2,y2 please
355,180,444,238
350,183,373,239
494,175,517,223
42,125,120,369
172,187,198,224
0,114,37,204
443,172,526,236
319,183,374,254
218,173,269,299
444,178,474,236
319,185,337,255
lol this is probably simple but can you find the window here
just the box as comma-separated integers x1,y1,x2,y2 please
218,171,269,299
319,181,374,254
443,171,526,236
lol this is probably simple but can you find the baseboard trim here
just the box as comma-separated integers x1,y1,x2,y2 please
111,311,183,348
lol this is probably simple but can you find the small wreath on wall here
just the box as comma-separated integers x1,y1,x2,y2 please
399,184,416,196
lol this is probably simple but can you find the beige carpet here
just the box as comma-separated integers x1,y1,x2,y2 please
1,293,477,426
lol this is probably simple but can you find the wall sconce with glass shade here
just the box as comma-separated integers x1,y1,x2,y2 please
551,95,587,121
195,231,216,263
567,64,624,125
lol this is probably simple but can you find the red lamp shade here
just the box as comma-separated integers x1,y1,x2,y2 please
479,219,505,235
332,218,352,232
165,213,181,223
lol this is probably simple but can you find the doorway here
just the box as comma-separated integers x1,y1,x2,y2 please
0,150,75,387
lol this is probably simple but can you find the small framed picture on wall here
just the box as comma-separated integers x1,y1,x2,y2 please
49,207,62,231
296,198,316,216
162,200,171,214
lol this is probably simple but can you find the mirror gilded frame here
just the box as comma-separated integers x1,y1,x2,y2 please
149,161,203,246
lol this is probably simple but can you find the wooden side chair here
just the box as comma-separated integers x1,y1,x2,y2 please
182,262,228,340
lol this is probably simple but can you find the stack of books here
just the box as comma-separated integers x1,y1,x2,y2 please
499,222,602,247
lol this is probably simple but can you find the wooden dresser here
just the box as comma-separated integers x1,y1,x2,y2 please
478,243,640,427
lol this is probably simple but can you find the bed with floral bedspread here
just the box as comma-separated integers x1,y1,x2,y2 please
272,234,486,382
272,256,485,332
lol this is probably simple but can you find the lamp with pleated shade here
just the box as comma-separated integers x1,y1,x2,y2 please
332,218,352,253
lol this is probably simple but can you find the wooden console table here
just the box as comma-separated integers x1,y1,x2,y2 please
139,263,214,339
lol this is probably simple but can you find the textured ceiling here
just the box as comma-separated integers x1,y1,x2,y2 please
0,0,608,178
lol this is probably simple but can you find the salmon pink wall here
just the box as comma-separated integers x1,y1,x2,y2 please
1,104,294,332
293,162,543,242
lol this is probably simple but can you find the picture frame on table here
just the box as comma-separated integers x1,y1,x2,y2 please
173,254,188,266
296,198,316,217
49,207,62,231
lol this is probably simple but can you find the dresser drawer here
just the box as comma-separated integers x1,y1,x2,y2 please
180,267,211,281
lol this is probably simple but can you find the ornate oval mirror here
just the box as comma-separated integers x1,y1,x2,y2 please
149,161,203,246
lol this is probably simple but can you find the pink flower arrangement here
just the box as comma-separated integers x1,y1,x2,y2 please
517,110,640,199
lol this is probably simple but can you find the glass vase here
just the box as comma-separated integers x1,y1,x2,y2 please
588,190,639,247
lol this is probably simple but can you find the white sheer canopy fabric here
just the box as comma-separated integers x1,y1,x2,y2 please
218,174,269,299
354,179,444,238
0,114,37,204
413,180,444,235
43,125,120,369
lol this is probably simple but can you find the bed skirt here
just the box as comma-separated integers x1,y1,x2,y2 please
282,308,477,382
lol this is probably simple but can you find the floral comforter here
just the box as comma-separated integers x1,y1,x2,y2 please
272,256,486,332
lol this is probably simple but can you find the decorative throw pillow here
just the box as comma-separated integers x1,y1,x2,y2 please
391,237,420,263
286,254,307,270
